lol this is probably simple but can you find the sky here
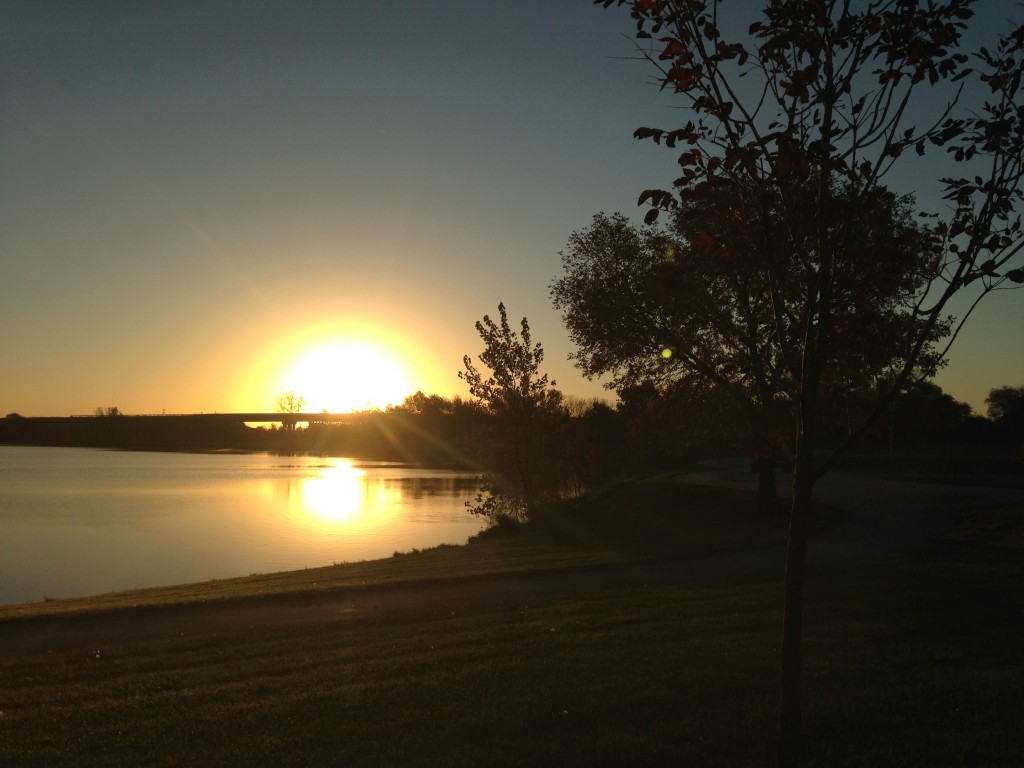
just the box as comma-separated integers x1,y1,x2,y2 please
2,0,1021,417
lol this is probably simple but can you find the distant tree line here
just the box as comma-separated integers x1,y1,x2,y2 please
0,414,255,452
445,301,1024,525
1,381,1020,476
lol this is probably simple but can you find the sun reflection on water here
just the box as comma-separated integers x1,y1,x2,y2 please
301,461,367,522
294,459,403,530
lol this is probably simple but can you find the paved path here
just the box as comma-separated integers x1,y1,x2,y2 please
1,466,1020,657
686,459,1023,562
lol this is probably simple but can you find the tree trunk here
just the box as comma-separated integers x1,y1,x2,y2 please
887,403,896,474
757,456,778,514
779,440,814,768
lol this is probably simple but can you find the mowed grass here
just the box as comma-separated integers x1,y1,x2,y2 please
1,481,1021,766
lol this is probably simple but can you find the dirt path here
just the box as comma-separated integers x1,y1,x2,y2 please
2,468,1020,658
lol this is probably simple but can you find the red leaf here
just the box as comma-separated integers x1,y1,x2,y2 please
661,40,687,60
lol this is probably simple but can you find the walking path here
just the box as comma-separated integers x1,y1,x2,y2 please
1,465,1020,657
687,459,1022,561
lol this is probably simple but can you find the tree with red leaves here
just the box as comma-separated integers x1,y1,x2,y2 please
595,1,1024,765
552,183,945,514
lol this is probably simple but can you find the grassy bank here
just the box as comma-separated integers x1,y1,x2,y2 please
0,478,801,620
1,481,1021,766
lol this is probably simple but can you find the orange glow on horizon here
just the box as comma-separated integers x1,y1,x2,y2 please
281,341,412,413
237,321,445,414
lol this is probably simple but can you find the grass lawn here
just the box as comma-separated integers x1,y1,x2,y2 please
1,478,1021,766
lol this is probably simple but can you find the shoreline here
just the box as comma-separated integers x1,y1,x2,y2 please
4,466,1021,627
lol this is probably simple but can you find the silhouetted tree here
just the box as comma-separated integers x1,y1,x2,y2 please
94,406,121,417
460,303,565,521
986,385,1024,449
559,396,622,495
617,382,659,420
888,380,972,449
381,391,484,466
597,2,1024,764
275,391,305,433
276,391,305,414
553,191,941,511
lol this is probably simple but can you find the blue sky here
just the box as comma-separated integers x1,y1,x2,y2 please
2,0,1021,416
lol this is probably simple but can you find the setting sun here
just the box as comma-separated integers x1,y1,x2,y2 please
281,342,414,413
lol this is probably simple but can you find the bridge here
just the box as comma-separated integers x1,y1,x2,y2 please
0,412,382,450
68,412,379,426
222,412,376,427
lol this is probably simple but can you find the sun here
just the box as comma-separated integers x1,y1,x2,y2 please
281,342,413,413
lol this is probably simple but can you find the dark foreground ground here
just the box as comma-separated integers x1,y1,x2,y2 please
1,468,1021,766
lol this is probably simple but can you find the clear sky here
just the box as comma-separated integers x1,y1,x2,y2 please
2,1,1021,417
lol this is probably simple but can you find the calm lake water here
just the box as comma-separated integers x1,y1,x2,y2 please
0,446,486,605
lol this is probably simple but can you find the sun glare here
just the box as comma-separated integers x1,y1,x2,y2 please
281,342,413,413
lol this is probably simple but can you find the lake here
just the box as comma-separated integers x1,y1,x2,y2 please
0,446,486,605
